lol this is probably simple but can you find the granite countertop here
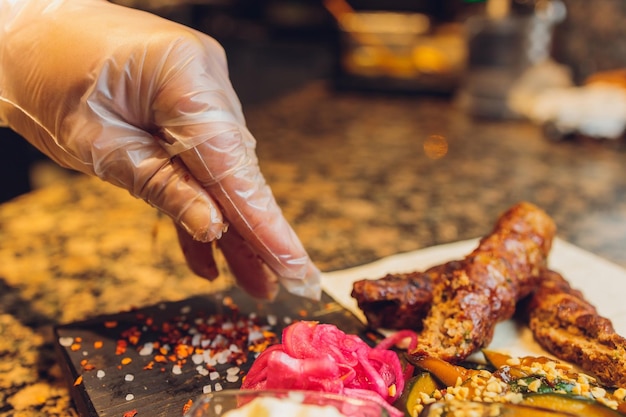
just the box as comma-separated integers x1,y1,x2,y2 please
2,80,626,416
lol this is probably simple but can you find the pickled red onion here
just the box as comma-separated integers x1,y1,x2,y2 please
242,321,417,417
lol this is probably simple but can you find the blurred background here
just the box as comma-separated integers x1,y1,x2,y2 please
3,0,626,203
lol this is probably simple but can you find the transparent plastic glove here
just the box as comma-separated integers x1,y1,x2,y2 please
0,0,320,300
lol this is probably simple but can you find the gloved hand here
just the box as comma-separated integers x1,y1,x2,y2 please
0,0,320,300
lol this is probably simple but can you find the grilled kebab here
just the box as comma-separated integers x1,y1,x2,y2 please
352,202,556,362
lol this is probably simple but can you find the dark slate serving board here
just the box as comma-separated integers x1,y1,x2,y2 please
54,287,376,417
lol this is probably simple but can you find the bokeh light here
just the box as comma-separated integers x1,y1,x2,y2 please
423,134,448,159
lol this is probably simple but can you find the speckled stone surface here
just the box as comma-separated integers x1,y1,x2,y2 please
2,80,626,416
553,0,626,82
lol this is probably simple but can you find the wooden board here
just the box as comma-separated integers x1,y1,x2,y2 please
54,288,374,417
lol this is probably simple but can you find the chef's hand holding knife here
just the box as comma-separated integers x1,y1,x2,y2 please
0,0,320,300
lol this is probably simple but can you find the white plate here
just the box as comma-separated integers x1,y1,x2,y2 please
321,238,626,360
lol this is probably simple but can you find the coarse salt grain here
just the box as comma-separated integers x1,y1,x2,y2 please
211,335,225,347
59,337,74,347
209,371,219,381
248,330,263,342
97,370,106,379
214,383,223,391
125,374,134,382
126,394,134,401
138,343,153,356
202,385,212,394
172,365,182,375
216,351,229,364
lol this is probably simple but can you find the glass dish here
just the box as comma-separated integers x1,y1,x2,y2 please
184,389,387,417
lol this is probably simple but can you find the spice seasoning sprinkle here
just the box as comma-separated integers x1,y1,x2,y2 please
109,301,281,378
59,296,287,409
86,297,276,376
182,399,193,414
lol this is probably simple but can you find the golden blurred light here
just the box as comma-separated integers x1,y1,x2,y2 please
423,134,448,159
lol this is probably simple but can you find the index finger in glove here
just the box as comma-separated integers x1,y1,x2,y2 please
153,35,319,288
175,224,280,300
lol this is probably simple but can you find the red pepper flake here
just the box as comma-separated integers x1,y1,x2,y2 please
182,399,193,414
104,321,118,328
123,410,138,417
143,361,155,370
162,322,172,333
298,309,308,317
74,375,83,386
94,340,104,349
84,363,96,371
365,332,379,342
121,326,142,346
70,343,81,351
80,359,96,371
121,357,132,366
116,340,128,355
154,355,167,363
174,344,192,359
